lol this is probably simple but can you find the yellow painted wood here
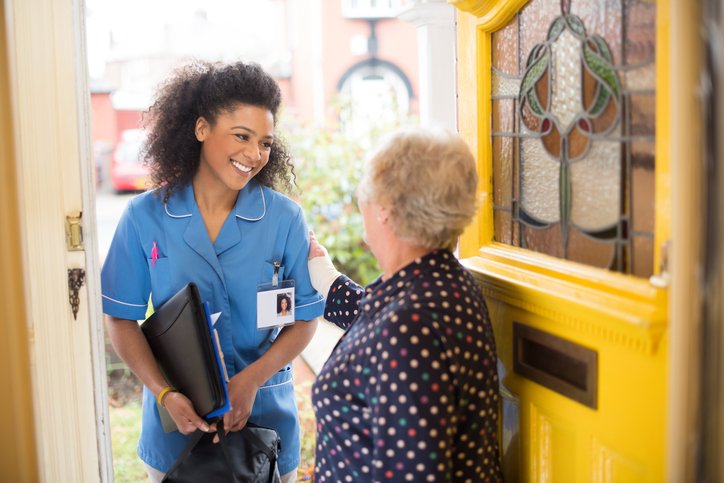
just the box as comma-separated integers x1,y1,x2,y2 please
456,0,529,258
456,8,487,258
654,0,671,275
7,0,106,479
452,1,671,481
0,2,38,481
666,0,704,480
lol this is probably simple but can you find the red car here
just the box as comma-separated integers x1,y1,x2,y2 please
111,129,150,192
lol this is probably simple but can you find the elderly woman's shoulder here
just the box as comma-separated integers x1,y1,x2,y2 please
417,251,481,285
404,255,487,310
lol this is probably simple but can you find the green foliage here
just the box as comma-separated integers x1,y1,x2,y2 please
295,379,316,480
283,104,416,286
287,126,377,285
110,402,145,482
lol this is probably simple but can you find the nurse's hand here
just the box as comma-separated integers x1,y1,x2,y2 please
164,392,211,435
222,369,259,435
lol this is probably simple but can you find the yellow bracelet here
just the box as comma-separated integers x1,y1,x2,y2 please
156,386,176,408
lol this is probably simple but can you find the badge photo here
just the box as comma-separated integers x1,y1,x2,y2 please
257,280,295,329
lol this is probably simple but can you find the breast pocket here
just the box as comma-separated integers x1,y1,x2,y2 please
147,257,173,307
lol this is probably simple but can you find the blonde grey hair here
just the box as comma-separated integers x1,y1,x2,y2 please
357,127,479,250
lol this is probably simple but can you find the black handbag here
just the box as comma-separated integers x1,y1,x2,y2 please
163,420,282,483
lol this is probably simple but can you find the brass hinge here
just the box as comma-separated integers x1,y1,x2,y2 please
65,211,83,251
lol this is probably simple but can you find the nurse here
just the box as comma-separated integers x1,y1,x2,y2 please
101,60,324,483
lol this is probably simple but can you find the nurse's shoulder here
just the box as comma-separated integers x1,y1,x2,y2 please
121,187,168,227
257,184,305,223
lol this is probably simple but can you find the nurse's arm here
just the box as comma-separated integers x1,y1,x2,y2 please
223,318,319,433
104,315,212,435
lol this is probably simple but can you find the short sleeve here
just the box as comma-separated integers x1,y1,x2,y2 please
283,207,324,321
100,201,151,320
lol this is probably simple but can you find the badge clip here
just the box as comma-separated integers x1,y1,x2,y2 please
272,261,281,287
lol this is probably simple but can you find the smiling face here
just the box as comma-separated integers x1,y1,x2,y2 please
194,104,274,193
280,297,288,311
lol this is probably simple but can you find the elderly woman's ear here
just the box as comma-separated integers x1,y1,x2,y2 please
376,206,389,225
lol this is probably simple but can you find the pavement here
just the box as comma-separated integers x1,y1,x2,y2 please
301,322,344,374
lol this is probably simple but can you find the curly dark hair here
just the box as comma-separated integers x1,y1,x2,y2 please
142,60,295,201
277,292,292,314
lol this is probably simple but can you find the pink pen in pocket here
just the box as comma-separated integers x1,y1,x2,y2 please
151,241,159,266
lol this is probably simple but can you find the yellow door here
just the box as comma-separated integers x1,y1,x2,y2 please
451,1,675,481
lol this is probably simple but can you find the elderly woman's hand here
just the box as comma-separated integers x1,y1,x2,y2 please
308,230,341,296
308,230,328,259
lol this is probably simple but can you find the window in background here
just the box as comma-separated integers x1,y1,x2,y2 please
338,61,412,138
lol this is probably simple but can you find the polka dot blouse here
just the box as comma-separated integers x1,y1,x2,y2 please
312,250,502,482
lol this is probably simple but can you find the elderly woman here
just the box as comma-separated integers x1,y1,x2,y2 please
308,128,502,482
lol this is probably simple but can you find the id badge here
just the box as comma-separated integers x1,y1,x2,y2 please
257,262,295,329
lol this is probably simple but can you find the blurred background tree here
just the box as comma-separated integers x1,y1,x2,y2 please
284,97,415,286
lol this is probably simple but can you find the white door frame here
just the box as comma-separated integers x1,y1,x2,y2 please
6,0,111,480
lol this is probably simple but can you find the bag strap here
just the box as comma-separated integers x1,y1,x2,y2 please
163,428,206,480
240,425,278,462
216,420,278,462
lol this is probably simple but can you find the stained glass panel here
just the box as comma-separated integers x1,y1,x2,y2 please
629,94,656,136
631,141,655,232
495,210,513,245
492,99,515,133
632,236,654,277
568,229,617,268
521,224,563,258
491,0,656,277
492,17,519,76
623,0,656,65
571,0,623,65
493,136,513,207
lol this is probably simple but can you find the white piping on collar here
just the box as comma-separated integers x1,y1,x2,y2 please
164,202,192,218
163,184,265,220
235,184,266,221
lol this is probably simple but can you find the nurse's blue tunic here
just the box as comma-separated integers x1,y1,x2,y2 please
101,180,324,474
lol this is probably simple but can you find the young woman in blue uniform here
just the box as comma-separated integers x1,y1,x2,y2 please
101,61,324,482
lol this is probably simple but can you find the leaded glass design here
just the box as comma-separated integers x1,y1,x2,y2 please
491,0,656,277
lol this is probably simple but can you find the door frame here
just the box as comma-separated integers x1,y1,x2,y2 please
0,1,38,480
667,0,704,481
5,0,112,480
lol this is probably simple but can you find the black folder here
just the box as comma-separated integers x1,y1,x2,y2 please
141,283,229,430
